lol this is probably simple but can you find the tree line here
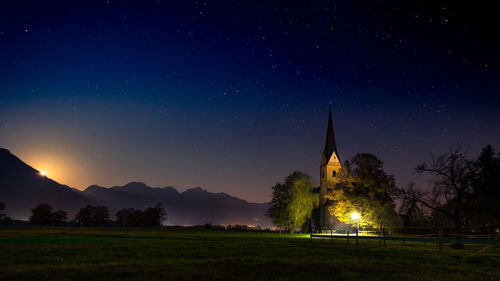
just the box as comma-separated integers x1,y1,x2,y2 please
0,202,167,227
267,145,500,233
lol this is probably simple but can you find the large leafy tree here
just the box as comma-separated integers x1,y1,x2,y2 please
266,183,291,231
267,172,319,232
287,172,320,232
326,153,399,229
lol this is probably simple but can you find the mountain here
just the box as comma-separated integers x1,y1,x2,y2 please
0,148,272,227
0,148,94,219
79,182,272,227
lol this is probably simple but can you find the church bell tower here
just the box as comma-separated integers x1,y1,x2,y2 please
320,103,342,230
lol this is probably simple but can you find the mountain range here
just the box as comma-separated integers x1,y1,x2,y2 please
0,148,272,227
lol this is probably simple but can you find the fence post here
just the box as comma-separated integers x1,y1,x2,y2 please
438,229,443,254
347,230,350,244
331,229,334,245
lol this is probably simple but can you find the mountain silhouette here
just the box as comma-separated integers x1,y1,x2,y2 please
0,148,94,219
0,148,271,227
79,182,271,227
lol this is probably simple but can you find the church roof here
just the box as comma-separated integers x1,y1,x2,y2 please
323,104,339,162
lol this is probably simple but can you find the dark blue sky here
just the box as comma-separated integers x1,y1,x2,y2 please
1,1,499,202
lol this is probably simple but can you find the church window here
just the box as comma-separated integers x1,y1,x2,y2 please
332,170,336,177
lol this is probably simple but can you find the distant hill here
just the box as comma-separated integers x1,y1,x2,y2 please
79,182,272,227
0,148,272,227
0,148,94,219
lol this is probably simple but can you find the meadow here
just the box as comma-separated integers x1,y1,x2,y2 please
0,227,499,281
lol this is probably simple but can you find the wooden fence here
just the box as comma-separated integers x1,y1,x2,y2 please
310,230,500,253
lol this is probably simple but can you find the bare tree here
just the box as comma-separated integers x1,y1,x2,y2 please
401,147,477,232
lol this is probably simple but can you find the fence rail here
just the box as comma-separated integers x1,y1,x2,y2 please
310,233,500,245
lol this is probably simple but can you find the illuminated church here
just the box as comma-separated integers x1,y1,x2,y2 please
319,104,342,229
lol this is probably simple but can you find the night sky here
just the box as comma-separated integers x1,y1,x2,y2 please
1,1,499,203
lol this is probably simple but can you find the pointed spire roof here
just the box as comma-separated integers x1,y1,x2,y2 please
323,103,339,162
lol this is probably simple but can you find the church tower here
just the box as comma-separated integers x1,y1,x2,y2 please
320,103,342,230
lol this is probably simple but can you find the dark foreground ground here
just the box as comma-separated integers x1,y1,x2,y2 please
0,227,499,281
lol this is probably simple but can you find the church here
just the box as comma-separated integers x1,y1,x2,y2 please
319,104,342,230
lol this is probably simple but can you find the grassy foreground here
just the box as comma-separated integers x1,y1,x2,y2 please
0,227,499,281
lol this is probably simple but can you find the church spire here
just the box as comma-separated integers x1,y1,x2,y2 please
323,103,338,162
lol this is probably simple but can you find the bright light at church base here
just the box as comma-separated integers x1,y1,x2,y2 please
351,212,360,220
40,170,46,176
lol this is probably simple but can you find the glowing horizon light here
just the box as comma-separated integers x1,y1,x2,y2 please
351,212,360,220
40,170,46,176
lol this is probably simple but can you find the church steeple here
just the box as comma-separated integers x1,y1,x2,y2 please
319,102,342,230
323,103,339,162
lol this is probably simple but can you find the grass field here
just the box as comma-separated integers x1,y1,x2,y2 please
0,227,499,281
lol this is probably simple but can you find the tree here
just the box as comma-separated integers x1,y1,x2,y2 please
30,204,54,225
52,210,68,226
75,205,109,226
266,183,291,231
469,145,500,227
0,202,11,225
266,171,319,233
142,203,167,227
0,202,5,222
93,206,110,225
75,205,93,226
326,153,399,230
287,172,319,232
115,208,136,226
311,187,322,231
401,147,477,232
115,203,167,227
399,200,429,227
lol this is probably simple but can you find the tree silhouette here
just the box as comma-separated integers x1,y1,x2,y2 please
469,145,500,227
401,147,477,232
52,210,68,226
115,208,136,226
0,202,12,225
143,203,167,227
0,202,5,221
115,203,167,227
30,204,54,225
75,205,109,226
93,206,110,225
